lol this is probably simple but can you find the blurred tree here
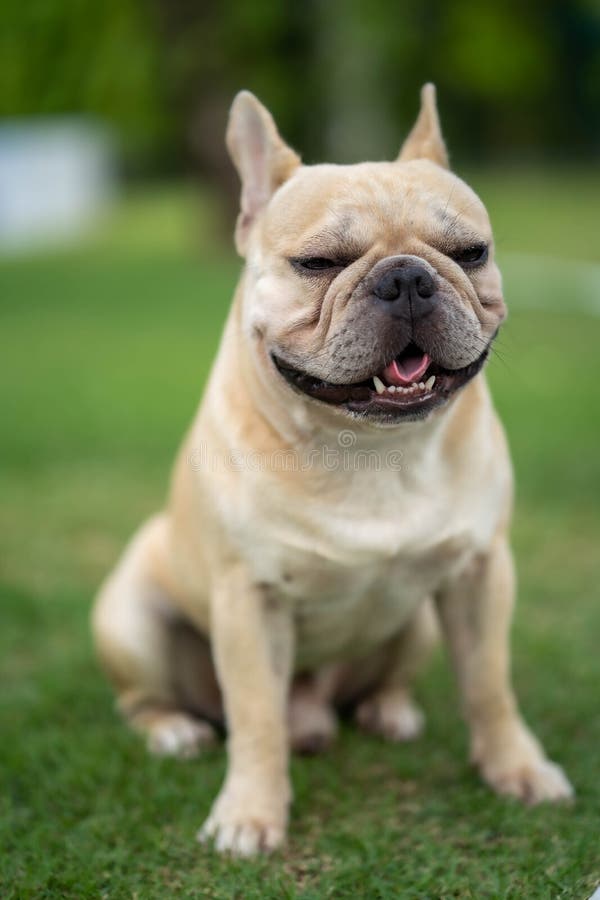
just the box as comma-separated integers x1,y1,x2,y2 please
151,0,321,220
0,0,167,168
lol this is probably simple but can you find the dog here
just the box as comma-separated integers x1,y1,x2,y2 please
92,84,573,856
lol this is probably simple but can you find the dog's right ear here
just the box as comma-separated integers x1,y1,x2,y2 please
226,91,301,255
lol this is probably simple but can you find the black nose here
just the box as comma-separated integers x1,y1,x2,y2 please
373,264,436,319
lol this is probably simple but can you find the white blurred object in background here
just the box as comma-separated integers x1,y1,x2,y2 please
0,118,116,252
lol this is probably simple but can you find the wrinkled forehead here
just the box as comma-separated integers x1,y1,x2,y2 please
263,160,491,256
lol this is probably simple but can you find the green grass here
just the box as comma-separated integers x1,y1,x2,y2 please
1,173,600,898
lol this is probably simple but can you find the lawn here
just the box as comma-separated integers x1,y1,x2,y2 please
1,171,599,898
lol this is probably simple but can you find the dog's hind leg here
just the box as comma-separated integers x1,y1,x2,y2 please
354,598,438,742
289,669,339,754
92,514,220,758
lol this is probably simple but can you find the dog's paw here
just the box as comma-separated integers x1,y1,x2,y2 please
473,723,574,805
355,689,425,742
289,697,337,755
481,755,574,805
198,782,288,856
146,713,217,759
199,814,285,857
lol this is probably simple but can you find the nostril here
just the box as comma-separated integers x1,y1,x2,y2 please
415,272,434,299
373,271,402,302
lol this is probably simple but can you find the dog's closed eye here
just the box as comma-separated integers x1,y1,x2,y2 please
448,243,489,268
290,257,350,274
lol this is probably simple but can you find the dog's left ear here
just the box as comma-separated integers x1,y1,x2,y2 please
226,91,301,255
398,83,449,169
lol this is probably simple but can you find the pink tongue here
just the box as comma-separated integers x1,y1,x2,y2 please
382,352,430,386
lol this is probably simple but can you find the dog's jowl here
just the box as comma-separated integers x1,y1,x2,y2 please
92,84,573,857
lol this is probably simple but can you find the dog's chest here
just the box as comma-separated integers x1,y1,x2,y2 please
290,530,472,666
286,539,463,667
243,469,494,667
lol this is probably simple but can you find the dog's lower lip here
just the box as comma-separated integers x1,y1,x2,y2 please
271,345,491,420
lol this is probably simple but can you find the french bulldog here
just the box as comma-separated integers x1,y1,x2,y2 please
92,84,573,856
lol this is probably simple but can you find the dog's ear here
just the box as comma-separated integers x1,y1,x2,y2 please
226,91,301,255
397,83,449,169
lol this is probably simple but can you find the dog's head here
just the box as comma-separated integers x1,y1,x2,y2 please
227,85,505,424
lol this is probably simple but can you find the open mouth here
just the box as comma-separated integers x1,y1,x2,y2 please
273,341,491,421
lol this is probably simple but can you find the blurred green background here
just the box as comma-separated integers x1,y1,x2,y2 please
1,3,600,898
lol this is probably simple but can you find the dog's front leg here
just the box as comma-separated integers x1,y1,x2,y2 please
199,566,294,855
436,534,573,804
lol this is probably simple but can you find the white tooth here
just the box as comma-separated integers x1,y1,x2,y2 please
388,385,396,393
410,382,418,390
425,375,436,390
373,376,385,394
418,382,425,390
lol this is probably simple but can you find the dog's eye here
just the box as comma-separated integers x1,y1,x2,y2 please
291,257,340,272
450,244,489,268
